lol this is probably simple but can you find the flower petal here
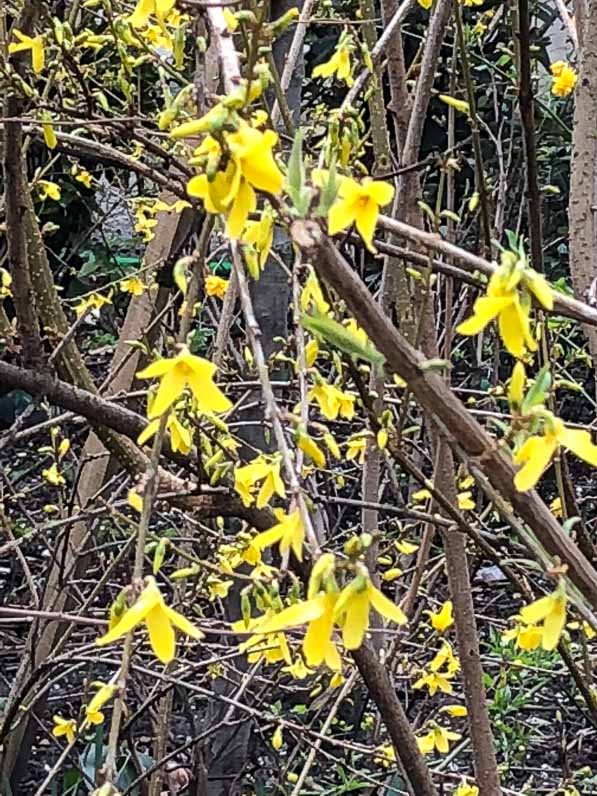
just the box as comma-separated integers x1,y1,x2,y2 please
368,584,407,625
558,427,597,467
96,586,160,647
513,435,557,491
342,590,370,649
163,603,204,639
456,296,512,336
145,604,176,663
328,198,357,236
148,366,187,418
354,200,379,252
252,598,325,635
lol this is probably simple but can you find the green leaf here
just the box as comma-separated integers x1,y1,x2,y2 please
521,365,551,413
300,312,385,366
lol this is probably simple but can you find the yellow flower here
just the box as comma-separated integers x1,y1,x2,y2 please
395,540,419,555
412,488,432,502
9,30,45,74
271,725,283,750
252,509,305,561
128,489,143,513
296,430,326,468
346,436,368,464
430,640,460,675
72,166,93,188
42,119,57,150
187,127,283,239
382,567,402,582
313,41,354,86
300,271,330,315
0,268,12,300
205,274,229,299
207,577,233,600
52,716,77,744
223,7,239,31
234,455,286,507
550,61,577,97
454,780,479,796
519,586,566,651
457,491,475,510
96,577,203,664
37,180,61,202
441,704,468,718
235,614,292,665
327,176,395,252
425,600,454,633
418,0,433,9
282,656,313,679
550,496,563,517
85,682,116,725
43,463,65,486
333,574,407,650
242,208,274,278
457,259,553,359
308,382,356,420
137,346,231,419
502,621,543,651
138,411,192,454
416,725,461,755
508,361,527,409
375,743,396,767
74,291,112,319
413,669,455,696
130,0,177,28
513,414,597,491
120,276,145,295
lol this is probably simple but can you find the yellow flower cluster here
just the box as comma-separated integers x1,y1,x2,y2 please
550,61,577,98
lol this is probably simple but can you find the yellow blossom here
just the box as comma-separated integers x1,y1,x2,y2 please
43,463,65,486
252,509,305,561
52,716,77,744
308,382,356,420
96,576,203,664
333,573,407,650
382,568,402,582
120,276,145,295
513,414,597,491
430,640,460,675
137,346,231,419
550,61,577,97
441,704,468,718
425,600,454,633
346,436,368,464
395,540,419,555
418,0,433,9
130,0,177,28
42,119,57,150
457,257,553,359
519,586,567,650
508,361,526,409
550,496,563,517
205,274,229,299
282,656,313,679
37,180,61,202
454,780,479,796
457,491,475,510
375,743,396,767
223,7,239,31
300,271,330,315
9,30,45,74
271,725,283,750
235,614,292,665
414,668,455,695
296,430,326,468
128,489,143,513
85,682,116,725
502,621,543,651
0,268,12,300
74,291,112,319
72,166,93,188
327,176,395,252
313,40,354,86
187,126,284,239
207,577,233,601
138,411,192,455
242,208,274,278
417,725,461,755
234,455,286,507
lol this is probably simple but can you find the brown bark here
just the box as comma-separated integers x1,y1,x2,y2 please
569,0,597,377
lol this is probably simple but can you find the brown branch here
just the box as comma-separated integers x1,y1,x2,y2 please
291,219,597,610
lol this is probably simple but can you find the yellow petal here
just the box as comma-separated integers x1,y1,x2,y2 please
226,179,256,239
328,197,357,236
354,199,379,252
254,598,325,635
541,595,566,650
366,180,395,206
162,603,204,639
558,427,597,467
137,418,160,446
96,586,160,646
186,366,232,415
148,366,187,418
508,361,526,407
456,296,512,336
137,358,175,379
342,590,370,649
368,584,407,626
145,604,176,663
520,594,554,625
513,435,557,491
303,595,335,666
